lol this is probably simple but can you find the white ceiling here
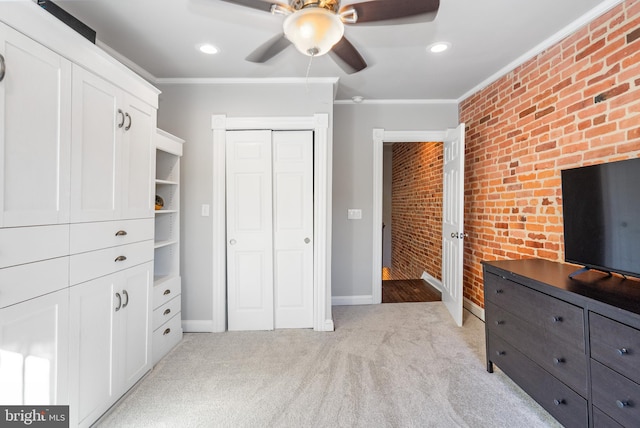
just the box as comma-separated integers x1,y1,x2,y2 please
55,0,618,101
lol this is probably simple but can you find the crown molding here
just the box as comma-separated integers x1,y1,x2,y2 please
457,0,625,103
155,76,340,86
334,99,458,105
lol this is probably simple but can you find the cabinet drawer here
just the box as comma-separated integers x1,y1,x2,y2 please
487,332,588,428
70,240,153,285
153,276,181,309
152,313,182,364
591,359,640,427
0,224,69,268
153,295,181,330
486,301,587,396
70,219,154,254
590,312,640,385
593,406,624,428
0,257,69,308
484,272,585,351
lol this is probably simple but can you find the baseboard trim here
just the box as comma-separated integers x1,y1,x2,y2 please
421,271,443,292
332,295,374,306
182,320,215,333
464,298,485,321
323,319,335,332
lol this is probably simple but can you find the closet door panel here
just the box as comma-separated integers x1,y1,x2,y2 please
226,130,274,331
272,131,313,329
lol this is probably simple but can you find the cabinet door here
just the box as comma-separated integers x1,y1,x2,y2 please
0,22,71,227
0,289,69,405
120,95,155,220
70,65,120,223
69,275,117,427
115,262,152,392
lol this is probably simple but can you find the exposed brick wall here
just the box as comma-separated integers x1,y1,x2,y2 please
390,142,443,280
460,0,640,308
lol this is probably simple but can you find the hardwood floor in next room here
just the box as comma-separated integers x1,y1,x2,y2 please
382,279,441,303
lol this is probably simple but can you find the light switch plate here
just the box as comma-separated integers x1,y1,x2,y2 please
348,209,362,220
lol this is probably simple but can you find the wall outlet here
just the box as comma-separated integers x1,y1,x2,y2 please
348,209,362,220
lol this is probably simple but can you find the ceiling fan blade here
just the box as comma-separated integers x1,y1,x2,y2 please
246,33,291,63
218,0,288,13
329,37,367,74
341,0,440,25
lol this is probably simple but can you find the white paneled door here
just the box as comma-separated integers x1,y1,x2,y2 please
226,130,313,331
442,124,465,327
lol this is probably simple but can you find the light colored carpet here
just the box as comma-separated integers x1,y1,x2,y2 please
96,302,561,427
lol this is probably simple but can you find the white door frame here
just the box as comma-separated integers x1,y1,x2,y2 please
212,114,333,332
372,129,448,304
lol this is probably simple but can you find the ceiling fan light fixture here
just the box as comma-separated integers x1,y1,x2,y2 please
283,7,344,57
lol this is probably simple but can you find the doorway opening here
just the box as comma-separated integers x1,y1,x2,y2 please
381,141,442,304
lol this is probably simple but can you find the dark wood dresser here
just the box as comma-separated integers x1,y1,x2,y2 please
483,258,640,428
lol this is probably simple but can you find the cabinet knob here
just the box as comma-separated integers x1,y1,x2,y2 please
495,289,504,294
553,357,565,365
229,239,237,245
495,320,504,325
553,399,565,406
115,255,127,262
115,230,128,236
496,351,505,356
163,328,171,336
163,289,171,296
163,308,171,316
617,348,629,356
616,400,630,409
551,316,563,323
304,237,311,244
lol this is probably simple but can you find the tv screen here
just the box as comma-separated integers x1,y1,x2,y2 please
561,157,640,278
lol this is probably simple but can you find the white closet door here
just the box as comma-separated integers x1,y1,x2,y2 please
272,131,313,329
226,130,274,331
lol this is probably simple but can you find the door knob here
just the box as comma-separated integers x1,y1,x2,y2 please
304,237,311,244
229,239,237,245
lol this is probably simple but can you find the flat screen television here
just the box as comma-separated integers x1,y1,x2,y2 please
561,157,640,279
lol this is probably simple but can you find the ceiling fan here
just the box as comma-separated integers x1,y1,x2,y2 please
220,0,440,73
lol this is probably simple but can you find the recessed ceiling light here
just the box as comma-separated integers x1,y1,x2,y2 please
198,43,219,55
428,42,450,53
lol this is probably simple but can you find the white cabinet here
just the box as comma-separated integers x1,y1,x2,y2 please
152,129,183,363
69,262,152,428
0,21,71,227
70,65,155,223
0,289,69,405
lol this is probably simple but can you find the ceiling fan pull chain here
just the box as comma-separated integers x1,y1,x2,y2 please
305,51,315,93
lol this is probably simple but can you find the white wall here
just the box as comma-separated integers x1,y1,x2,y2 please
156,82,334,327
332,103,459,302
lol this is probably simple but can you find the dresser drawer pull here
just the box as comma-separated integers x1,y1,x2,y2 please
163,308,171,316
617,348,629,356
553,357,565,365
115,230,128,236
616,400,630,409
496,351,505,356
495,320,504,325
163,289,171,296
115,255,127,262
551,316,563,323
553,399,565,406
163,328,171,336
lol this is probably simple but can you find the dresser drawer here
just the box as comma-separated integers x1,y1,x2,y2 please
590,312,640,385
591,359,640,427
487,332,588,428
70,218,154,254
0,224,69,268
153,276,181,309
0,257,69,308
152,295,181,330
69,240,153,285
484,272,585,351
152,313,182,364
486,301,587,396
593,406,624,428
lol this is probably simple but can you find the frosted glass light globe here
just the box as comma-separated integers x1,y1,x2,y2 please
283,7,344,56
